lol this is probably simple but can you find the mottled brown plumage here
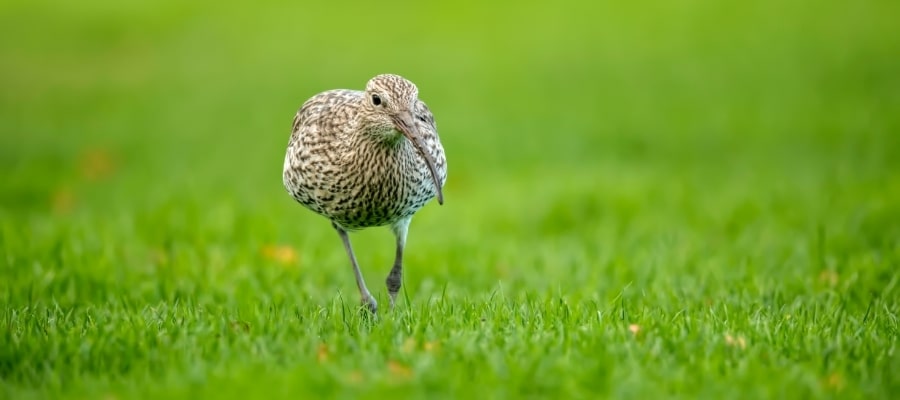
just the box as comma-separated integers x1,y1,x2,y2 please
283,74,447,313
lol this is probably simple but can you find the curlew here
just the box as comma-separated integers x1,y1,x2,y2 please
283,74,447,314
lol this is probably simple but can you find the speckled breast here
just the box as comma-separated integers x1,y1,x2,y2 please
284,138,445,230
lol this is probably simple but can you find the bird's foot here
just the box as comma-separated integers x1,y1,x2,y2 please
388,292,399,311
361,295,378,314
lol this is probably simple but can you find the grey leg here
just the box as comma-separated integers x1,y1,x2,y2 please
334,223,377,313
386,217,411,310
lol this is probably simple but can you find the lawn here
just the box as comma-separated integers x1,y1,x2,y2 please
1,0,899,399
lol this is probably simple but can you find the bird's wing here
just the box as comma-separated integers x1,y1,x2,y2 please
414,99,438,133
413,99,447,186
291,110,303,134
289,94,332,145
291,97,320,136
289,103,311,145
291,89,361,139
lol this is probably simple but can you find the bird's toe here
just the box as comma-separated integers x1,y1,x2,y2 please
361,296,378,314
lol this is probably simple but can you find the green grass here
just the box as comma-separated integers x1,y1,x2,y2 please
2,0,899,398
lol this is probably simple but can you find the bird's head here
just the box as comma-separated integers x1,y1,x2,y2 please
363,74,444,205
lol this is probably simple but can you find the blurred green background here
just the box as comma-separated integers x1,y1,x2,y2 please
1,0,899,398
4,0,897,210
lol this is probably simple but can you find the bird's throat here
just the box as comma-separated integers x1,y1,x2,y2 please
381,128,405,147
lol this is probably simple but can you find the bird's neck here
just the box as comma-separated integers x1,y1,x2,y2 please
345,130,414,170
381,129,405,147
355,126,405,150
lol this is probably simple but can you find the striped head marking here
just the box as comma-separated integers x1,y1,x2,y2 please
364,74,419,114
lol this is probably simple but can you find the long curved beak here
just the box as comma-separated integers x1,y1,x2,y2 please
392,112,444,205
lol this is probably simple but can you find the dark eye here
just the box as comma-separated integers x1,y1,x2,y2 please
371,94,382,106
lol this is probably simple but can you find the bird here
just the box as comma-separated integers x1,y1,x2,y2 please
282,74,447,314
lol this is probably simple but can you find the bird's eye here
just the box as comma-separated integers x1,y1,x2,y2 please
371,94,382,106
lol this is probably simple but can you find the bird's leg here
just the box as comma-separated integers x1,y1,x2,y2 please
386,218,411,310
333,223,377,313
386,240,404,309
